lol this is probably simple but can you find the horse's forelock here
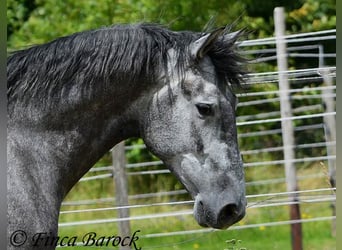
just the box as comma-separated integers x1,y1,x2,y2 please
208,29,247,91
7,23,245,106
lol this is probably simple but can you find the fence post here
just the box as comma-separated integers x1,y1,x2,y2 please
112,141,131,250
274,7,303,250
321,68,336,236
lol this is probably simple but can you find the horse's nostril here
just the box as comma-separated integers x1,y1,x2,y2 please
218,204,238,223
193,197,245,229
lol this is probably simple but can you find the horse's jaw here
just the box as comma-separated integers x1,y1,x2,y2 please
167,153,246,229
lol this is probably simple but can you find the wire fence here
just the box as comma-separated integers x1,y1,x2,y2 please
58,28,336,249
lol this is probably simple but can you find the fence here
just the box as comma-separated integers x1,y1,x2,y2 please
58,20,336,249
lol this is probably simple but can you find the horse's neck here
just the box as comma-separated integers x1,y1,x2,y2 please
8,83,147,197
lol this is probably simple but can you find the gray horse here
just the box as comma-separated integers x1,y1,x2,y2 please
7,23,247,249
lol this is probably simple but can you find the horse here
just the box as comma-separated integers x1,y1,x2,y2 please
7,23,247,249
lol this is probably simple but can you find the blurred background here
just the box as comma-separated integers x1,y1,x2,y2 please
7,1,336,249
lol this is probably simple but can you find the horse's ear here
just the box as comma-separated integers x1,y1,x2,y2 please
221,30,244,43
190,28,225,61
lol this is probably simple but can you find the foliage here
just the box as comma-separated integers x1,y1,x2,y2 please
7,0,37,38
288,0,336,32
8,0,335,49
7,0,336,196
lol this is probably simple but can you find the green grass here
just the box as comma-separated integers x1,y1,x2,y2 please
139,221,335,250
57,219,335,249
57,162,336,249
57,203,335,249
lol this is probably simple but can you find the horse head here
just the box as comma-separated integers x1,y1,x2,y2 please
140,28,247,229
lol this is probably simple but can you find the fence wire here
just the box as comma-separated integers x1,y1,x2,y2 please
58,29,336,248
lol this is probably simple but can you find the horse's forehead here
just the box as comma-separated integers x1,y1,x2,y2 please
184,67,236,106
167,48,215,75
184,58,216,85
165,49,227,97
197,57,216,72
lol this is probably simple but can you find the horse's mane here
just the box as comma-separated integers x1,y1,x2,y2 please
7,23,245,105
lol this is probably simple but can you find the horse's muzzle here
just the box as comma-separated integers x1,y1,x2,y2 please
193,193,246,229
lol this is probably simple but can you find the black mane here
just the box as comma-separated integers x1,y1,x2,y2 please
7,23,245,104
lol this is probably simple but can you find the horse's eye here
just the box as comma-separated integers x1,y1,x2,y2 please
196,103,214,117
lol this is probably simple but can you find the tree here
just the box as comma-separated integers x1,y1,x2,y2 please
7,0,335,196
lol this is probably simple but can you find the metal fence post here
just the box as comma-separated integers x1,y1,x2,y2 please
321,68,336,236
112,141,131,250
274,7,303,250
